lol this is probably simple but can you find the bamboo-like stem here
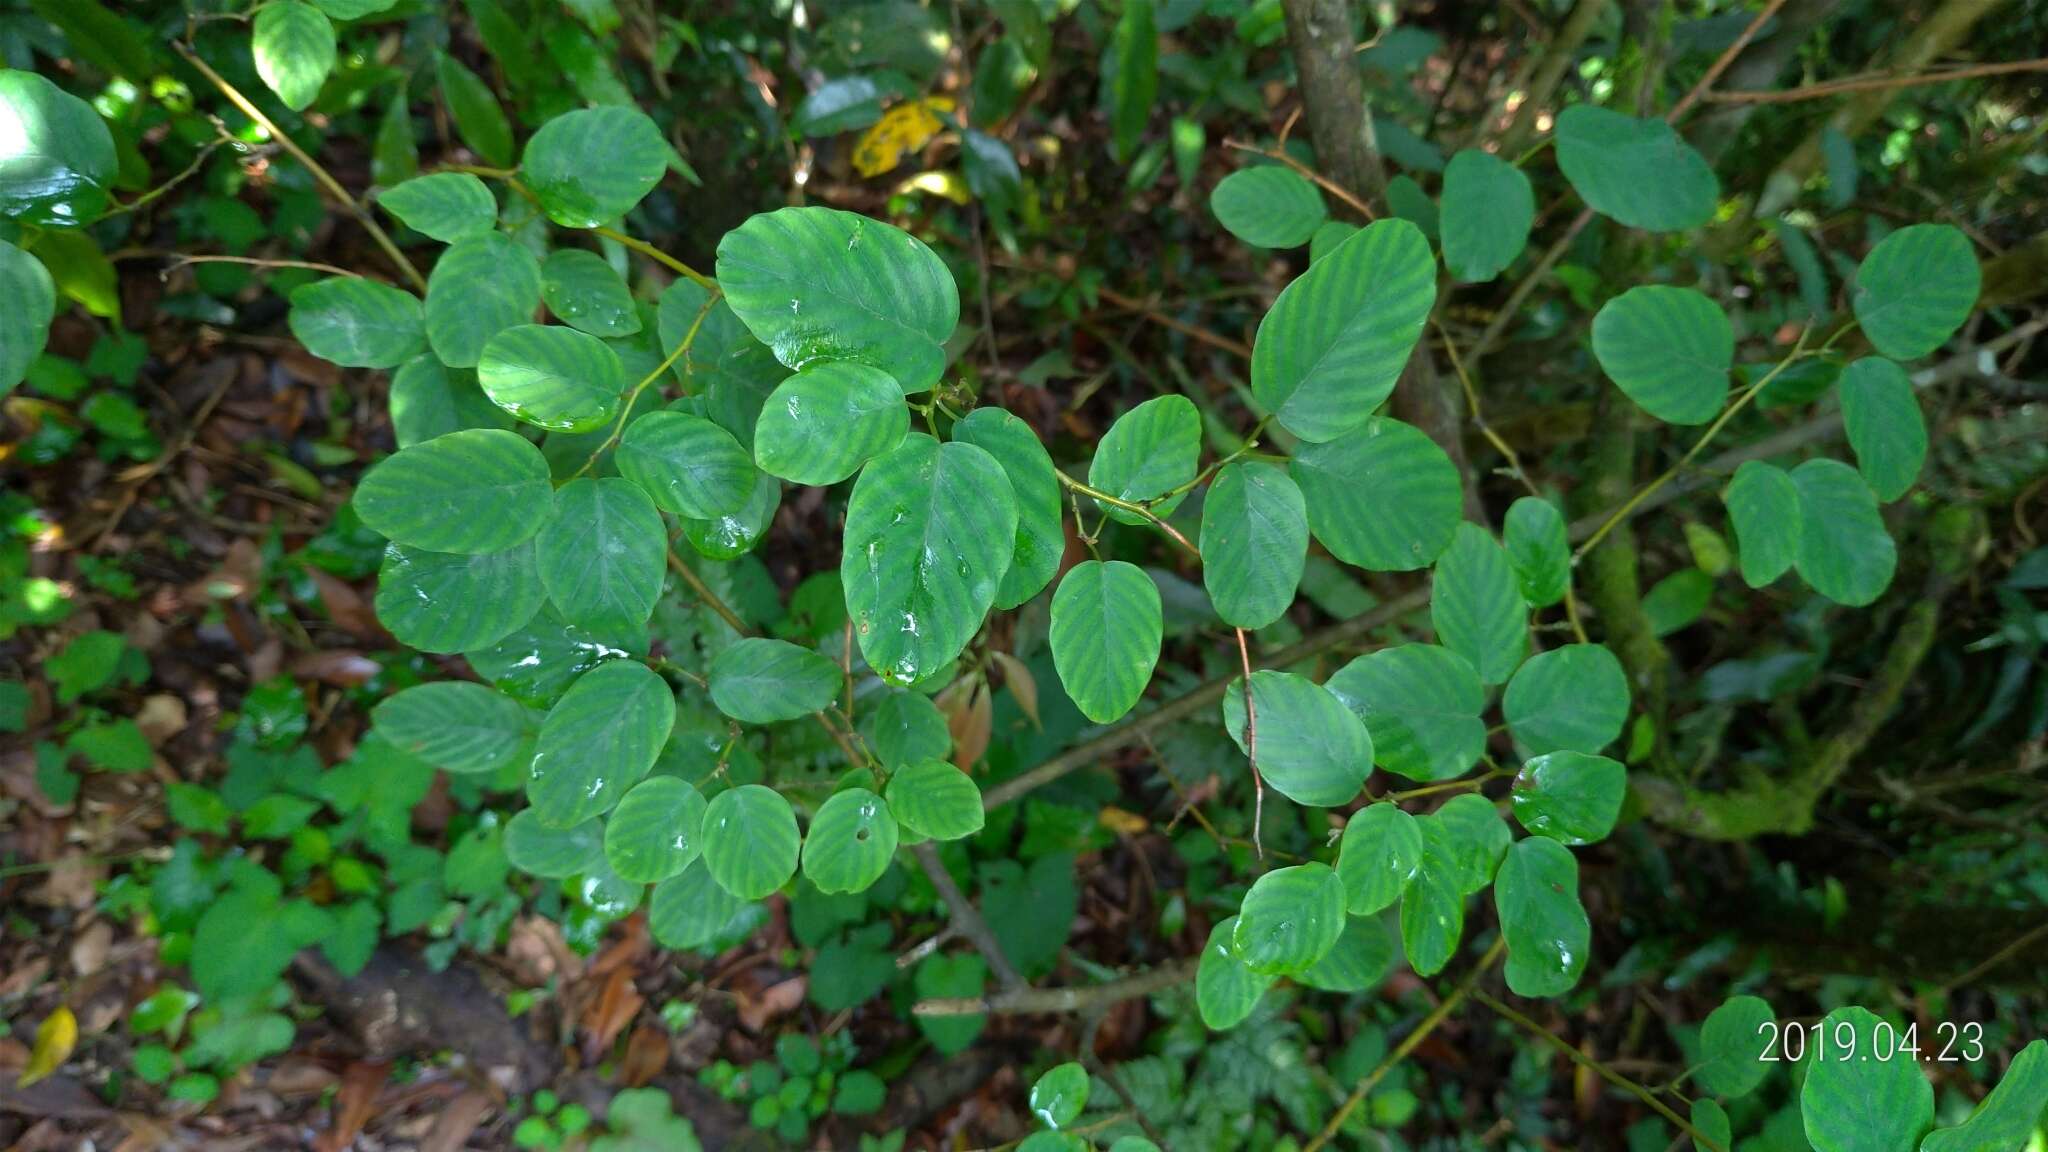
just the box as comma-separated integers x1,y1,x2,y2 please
912,957,1195,1016
1667,0,1790,120
1054,471,1201,559
1705,56,2048,104
594,225,717,289
571,288,718,478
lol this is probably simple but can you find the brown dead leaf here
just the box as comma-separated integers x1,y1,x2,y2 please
288,649,381,687
581,967,644,1060
133,695,188,747
991,651,1040,729
736,976,807,1033
939,677,993,771
304,567,385,640
314,1060,390,1152
68,922,112,977
419,1089,495,1152
619,1025,669,1087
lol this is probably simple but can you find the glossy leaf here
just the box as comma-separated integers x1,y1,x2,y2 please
1200,461,1308,629
702,783,801,900
1503,496,1570,607
1920,1038,2048,1152
1692,1100,1732,1152
287,277,426,369
1851,224,1979,361
717,206,958,394
521,105,668,229
435,53,513,167
1399,817,1467,977
1031,1062,1090,1129
616,410,757,518
656,279,790,436
0,241,55,392
842,435,1017,684
1086,394,1200,525
1440,149,1533,282
802,787,898,894
0,71,116,227
1327,644,1485,783
1724,460,1802,588
1430,523,1528,684
375,542,545,654
1335,802,1423,916
649,861,750,950
1195,915,1272,1030
1223,670,1372,808
1791,459,1895,607
1494,838,1590,998
603,777,707,884
951,408,1062,609
425,232,542,368
252,2,334,112
884,760,984,840
1210,165,1325,248
503,809,603,878
1233,862,1347,976
371,681,533,774
476,324,625,433
527,660,674,827
1592,286,1732,425
1291,416,1462,571
464,605,645,708
1502,643,1630,756
1800,1006,1934,1152
389,357,516,447
1554,105,1718,232
1252,219,1435,442
679,469,781,560
1435,793,1511,894
1696,994,1775,1098
536,478,666,630
376,172,496,242
708,637,840,723
353,428,551,554
1296,915,1394,993
1049,560,1162,725
1512,751,1626,845
1838,357,1925,501
541,248,641,337
753,362,908,485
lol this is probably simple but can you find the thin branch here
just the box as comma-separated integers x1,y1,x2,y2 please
1054,471,1201,559
664,548,748,634
1095,285,1253,359
913,957,1194,1016
1667,0,1790,120
912,842,1025,992
1703,57,2048,104
1466,207,1594,365
1236,627,1264,859
593,225,716,288
1222,139,1375,221
571,287,718,478
1941,920,2048,994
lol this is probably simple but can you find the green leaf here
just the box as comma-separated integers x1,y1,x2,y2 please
389,357,516,447
1223,670,1372,808
376,541,546,654
842,435,1017,684
1195,915,1272,1030
1031,1061,1091,1129
373,87,417,187
1838,357,1925,501
465,605,645,707
1503,496,1570,607
1209,165,1325,248
528,661,674,827
884,760,984,840
1554,105,1718,232
287,277,426,369
1234,863,1347,976
1644,568,1714,637
1297,914,1394,993
1327,644,1486,783
1696,994,1775,1099
1512,751,1626,845
709,637,840,723
0,241,54,393
1439,149,1533,282
657,280,790,441
865,692,953,768
604,776,708,884
951,407,1062,609
503,809,603,878
1399,817,1467,977
801,787,898,894
616,410,757,519
536,478,665,630
702,783,801,900
1851,224,1979,361
1494,838,1589,998
435,53,513,167
1724,460,1803,588
1692,1099,1732,1152
541,249,641,338
752,362,908,485
1502,643,1629,756
353,428,551,554
1800,1006,1934,1152
425,232,542,368
649,860,750,950
1291,416,1462,571
1920,1038,2048,1152
521,106,668,229
1592,286,1732,425
717,206,959,395
1435,793,1510,893
0,70,117,227
1791,458,1895,607
1086,394,1200,524
1309,219,1358,261
376,173,496,242
1430,523,1528,684
1049,560,1162,725
1335,802,1423,916
371,681,533,774
680,469,781,560
252,2,334,112
476,324,625,433
1252,219,1435,442
1200,461,1308,629
1107,0,1156,164
913,952,987,1055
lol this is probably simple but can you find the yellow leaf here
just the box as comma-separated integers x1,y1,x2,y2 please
1099,806,1148,836
852,97,956,178
18,1005,77,1088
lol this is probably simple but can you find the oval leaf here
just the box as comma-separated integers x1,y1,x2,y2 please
616,409,758,519
375,542,545,653
504,809,603,879
253,2,335,112
1791,458,1895,606
604,776,708,884
1555,106,1718,232
425,232,542,368
1430,523,1528,684
753,362,909,485
1223,670,1372,808
521,106,669,229
1200,461,1308,630
1502,643,1630,756
1196,916,1272,1030
1503,495,1570,607
951,408,1062,609
353,428,552,554
1800,1006,1934,1152
1232,862,1347,976
536,477,666,631
1512,751,1626,845
1592,285,1732,425
1838,357,1925,501
701,783,801,900
541,248,641,338
527,660,675,827
1049,560,1163,725
1086,395,1200,525
1210,165,1326,248
884,760,984,841
371,680,534,775
1291,416,1462,571
1335,802,1423,916
1326,644,1486,782
708,637,841,724
477,324,625,433
288,277,426,369
1851,224,1979,361
1494,837,1590,998
1724,460,1803,588
377,172,496,243
801,787,898,894
1440,149,1533,282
